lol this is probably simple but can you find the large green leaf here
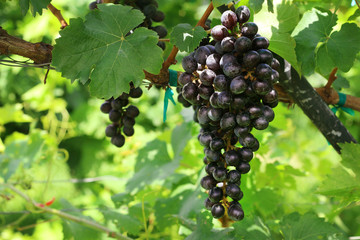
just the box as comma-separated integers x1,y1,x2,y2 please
102,208,143,236
170,24,207,52
19,0,51,16
326,23,360,72
276,2,299,33
250,0,264,13
233,216,272,240
292,9,337,75
52,4,163,99
280,212,347,240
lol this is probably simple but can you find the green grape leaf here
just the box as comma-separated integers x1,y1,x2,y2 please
332,74,350,90
317,143,360,202
315,43,336,76
111,193,134,208
19,0,51,16
102,208,142,235
171,122,193,157
348,8,360,21
170,24,207,52
292,9,337,75
212,0,232,8
280,212,347,240
52,5,163,99
276,2,300,33
233,216,272,240
125,139,175,192
0,104,33,125
269,28,300,74
266,0,274,13
326,23,360,72
250,0,264,13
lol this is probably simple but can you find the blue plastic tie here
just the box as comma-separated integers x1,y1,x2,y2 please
163,69,178,122
331,92,355,116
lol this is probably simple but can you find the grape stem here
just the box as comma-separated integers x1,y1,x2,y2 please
47,4,68,29
355,0,360,10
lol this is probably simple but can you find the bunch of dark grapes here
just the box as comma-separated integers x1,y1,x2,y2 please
89,0,167,50
100,86,142,148
178,6,280,221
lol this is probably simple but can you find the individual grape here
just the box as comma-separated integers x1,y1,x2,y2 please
263,105,275,122
125,105,140,118
152,11,165,22
199,132,213,147
234,125,252,137
236,112,251,127
89,1,98,10
204,198,215,210
237,162,250,174
250,138,260,152
152,25,167,38
220,112,236,130
228,203,244,221
217,91,232,109
219,53,237,68
208,108,223,122
123,126,135,136
230,76,247,94
206,53,221,71
178,72,193,87
248,105,263,119
262,89,278,104
105,124,118,137
182,55,197,73
209,92,220,108
200,69,216,86
210,138,225,151
271,58,280,71
201,175,217,190
223,62,241,78
197,106,211,125
177,93,191,108
232,95,247,110
211,25,229,42
257,49,273,64
221,10,238,29
119,93,129,100
205,162,218,175
215,41,224,54
228,170,241,183
157,41,165,50
111,134,125,148
129,87,143,98
271,69,280,84
182,82,198,103
213,166,227,181
205,148,221,162
205,44,216,53
235,6,250,24
109,110,122,122
253,116,269,130
234,36,252,53
213,75,228,92
226,183,242,200
239,148,253,162
242,50,260,69
100,102,112,113
198,84,214,100
195,46,211,65
123,116,135,127
111,98,125,110
256,63,273,81
239,133,257,148
224,150,240,166
252,36,269,50
209,187,223,202
252,80,271,96
241,22,258,37
143,4,157,18
221,36,235,53
211,203,225,218
264,99,279,108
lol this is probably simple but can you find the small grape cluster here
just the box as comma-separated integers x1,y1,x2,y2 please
177,6,280,221
89,0,167,50
100,86,142,148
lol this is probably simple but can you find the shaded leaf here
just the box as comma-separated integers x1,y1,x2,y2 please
276,2,300,33
19,0,51,16
233,216,272,239
102,208,142,235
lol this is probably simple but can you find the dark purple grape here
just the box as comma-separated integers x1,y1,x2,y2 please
262,89,278,104
256,63,272,81
105,124,118,137
234,36,252,53
236,112,251,127
271,69,280,84
100,102,112,113
206,53,221,71
205,148,221,162
264,99,279,108
111,98,125,110
152,25,167,38
221,36,235,53
257,49,273,64
234,125,252,137
252,36,269,50
215,41,224,54
178,72,192,87
217,91,232,109
152,11,165,22
228,170,241,183
205,44,216,53
252,80,271,96
232,95,247,110
237,162,250,174
201,175,217,190
123,116,135,127
248,105,263,119
235,6,250,24
226,183,242,200
204,198,215,210
213,75,228,92
263,105,275,122
119,93,129,100
200,69,216,86
211,25,229,41
197,106,211,125
209,187,223,202
239,148,253,162
111,134,125,148
123,126,135,136
129,87,143,98
242,50,260,69
211,203,225,218
253,116,269,130
228,203,244,221
109,110,122,122
195,46,211,65
177,93,191,107
271,58,280,71
209,92,220,108
89,1,98,10
182,55,197,73
198,84,214,100
224,150,240,166
125,105,140,118
239,133,257,148
212,166,227,181
210,138,225,151
182,82,198,102
220,112,236,130
208,108,223,122
143,4,157,18
220,53,237,68
230,76,247,94
199,132,213,147
205,162,218,175
221,10,238,29
241,22,258,37
223,62,241,78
